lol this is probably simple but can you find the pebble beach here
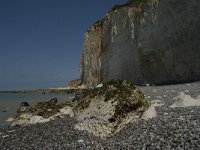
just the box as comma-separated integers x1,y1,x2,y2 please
0,82,200,149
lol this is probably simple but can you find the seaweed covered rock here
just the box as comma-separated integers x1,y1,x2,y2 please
73,80,149,138
14,98,74,125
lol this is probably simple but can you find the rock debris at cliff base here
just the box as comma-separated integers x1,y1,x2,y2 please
1,81,200,149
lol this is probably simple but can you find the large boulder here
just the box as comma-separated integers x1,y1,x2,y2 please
73,80,149,138
80,0,200,87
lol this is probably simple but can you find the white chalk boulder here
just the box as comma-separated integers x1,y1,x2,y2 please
73,80,149,138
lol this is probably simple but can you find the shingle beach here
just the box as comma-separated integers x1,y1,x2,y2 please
1,82,200,149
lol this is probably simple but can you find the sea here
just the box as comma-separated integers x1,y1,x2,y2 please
0,93,74,127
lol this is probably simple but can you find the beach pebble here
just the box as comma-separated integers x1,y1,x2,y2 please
6,117,15,122
156,96,162,99
153,90,157,93
78,139,84,143
1,135,9,139
8,130,15,133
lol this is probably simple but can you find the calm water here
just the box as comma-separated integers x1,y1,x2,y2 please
0,93,74,126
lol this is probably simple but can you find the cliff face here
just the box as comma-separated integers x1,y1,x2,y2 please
80,21,103,87
81,0,200,87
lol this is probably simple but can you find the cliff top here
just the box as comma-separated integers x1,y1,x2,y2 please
87,0,151,32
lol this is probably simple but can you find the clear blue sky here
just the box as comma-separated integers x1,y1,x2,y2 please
0,0,127,90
